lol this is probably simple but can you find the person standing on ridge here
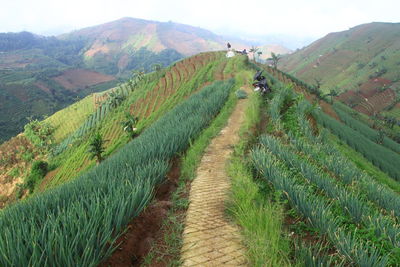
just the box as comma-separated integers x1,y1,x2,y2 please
227,42,231,50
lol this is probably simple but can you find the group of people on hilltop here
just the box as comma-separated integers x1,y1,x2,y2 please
226,42,247,55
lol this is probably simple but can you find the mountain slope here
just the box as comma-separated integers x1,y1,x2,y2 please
1,52,400,265
280,22,400,96
0,18,241,142
62,17,226,56
60,17,232,75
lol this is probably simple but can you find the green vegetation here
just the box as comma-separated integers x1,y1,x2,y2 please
280,22,400,94
228,92,292,266
333,102,400,153
121,112,139,139
40,53,224,190
88,132,106,164
144,70,245,265
314,109,400,181
242,67,400,265
2,47,399,266
268,52,281,69
24,119,55,152
24,160,48,193
44,94,95,142
0,79,234,266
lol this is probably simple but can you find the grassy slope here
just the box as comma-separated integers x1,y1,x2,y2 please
44,94,95,142
249,61,400,263
280,22,400,94
38,52,229,191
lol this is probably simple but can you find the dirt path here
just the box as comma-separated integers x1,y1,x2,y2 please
180,88,250,266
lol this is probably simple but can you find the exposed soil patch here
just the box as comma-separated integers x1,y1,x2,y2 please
319,100,340,121
53,69,115,91
38,168,60,192
35,82,52,94
99,159,180,267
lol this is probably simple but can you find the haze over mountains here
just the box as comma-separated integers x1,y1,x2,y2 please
0,17,290,143
3,17,400,144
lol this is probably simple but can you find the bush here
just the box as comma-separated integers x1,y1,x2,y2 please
25,160,48,193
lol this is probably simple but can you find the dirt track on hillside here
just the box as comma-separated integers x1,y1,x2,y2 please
180,87,251,266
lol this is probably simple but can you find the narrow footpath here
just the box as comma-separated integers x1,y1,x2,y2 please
180,88,250,266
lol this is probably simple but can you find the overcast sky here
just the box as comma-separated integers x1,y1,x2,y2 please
2,0,399,44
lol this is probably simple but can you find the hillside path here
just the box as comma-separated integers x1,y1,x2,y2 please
180,88,250,266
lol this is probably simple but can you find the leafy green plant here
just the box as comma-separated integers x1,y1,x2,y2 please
88,132,106,164
24,160,48,193
121,112,139,139
24,119,55,152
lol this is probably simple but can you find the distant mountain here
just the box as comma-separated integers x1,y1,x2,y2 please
59,17,235,75
280,22,400,95
0,17,236,142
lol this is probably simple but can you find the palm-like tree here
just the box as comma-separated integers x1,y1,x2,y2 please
268,52,281,69
121,112,139,139
88,132,106,164
325,88,338,103
107,91,125,108
132,69,145,82
257,51,263,62
249,46,259,61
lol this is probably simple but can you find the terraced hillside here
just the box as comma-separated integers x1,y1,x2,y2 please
1,50,399,266
0,51,238,206
230,63,400,266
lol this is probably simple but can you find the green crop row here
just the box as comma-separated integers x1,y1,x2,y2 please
333,103,400,154
259,135,400,250
250,147,389,267
313,109,400,181
286,98,400,218
0,79,234,266
52,85,133,156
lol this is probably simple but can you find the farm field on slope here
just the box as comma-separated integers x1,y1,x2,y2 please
232,62,400,266
2,49,399,266
0,74,237,265
41,52,238,190
0,52,244,208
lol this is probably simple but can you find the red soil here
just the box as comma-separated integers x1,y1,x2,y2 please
354,88,396,115
53,69,115,91
99,159,180,267
34,82,52,94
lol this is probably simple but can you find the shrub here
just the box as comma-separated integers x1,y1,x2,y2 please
24,160,48,193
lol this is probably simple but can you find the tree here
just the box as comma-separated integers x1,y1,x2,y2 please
121,112,139,139
309,79,323,99
268,52,281,69
88,132,106,164
325,88,338,103
24,118,55,152
249,46,259,61
107,91,125,109
132,69,145,82
256,51,263,62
